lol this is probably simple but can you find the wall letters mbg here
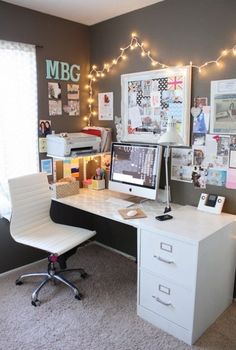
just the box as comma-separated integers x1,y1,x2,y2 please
46,59,80,82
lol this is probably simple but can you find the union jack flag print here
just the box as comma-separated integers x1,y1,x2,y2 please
167,76,183,90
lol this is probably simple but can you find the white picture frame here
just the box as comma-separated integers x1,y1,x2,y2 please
121,65,192,145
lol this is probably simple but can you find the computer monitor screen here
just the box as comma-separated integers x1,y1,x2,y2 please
109,142,162,200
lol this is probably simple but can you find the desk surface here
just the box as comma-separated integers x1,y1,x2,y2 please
54,189,236,244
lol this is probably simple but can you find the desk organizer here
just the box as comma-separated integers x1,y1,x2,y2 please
49,181,80,198
92,179,105,190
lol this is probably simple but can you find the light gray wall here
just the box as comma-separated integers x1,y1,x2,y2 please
89,0,236,214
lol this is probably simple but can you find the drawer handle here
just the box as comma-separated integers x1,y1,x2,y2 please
152,295,172,307
154,255,174,264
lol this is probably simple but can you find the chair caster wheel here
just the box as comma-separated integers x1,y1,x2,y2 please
81,272,88,279
16,279,23,285
75,293,83,300
31,299,41,307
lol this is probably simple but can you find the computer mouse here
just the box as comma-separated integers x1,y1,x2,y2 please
126,209,138,217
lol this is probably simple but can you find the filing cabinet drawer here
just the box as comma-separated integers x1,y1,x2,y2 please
139,269,193,330
140,229,197,287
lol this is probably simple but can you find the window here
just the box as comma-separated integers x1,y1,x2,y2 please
0,40,39,219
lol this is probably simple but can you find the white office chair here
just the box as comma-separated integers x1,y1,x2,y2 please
8,173,96,306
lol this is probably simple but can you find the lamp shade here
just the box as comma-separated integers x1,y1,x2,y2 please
158,117,184,146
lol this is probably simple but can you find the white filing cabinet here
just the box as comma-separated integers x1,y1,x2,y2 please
137,206,236,345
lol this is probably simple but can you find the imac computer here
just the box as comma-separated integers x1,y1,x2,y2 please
109,142,162,200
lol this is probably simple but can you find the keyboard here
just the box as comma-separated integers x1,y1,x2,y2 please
105,197,133,208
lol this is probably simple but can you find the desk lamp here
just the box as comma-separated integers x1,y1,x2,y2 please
157,117,184,219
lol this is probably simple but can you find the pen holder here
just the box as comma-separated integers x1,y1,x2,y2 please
92,179,105,190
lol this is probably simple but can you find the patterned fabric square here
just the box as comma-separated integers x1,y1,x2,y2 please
158,78,168,91
136,89,143,106
167,76,183,90
160,93,169,109
168,103,183,122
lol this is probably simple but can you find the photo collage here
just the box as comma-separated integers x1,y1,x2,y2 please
171,79,236,189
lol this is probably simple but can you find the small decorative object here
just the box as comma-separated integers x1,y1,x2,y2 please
94,167,105,180
191,106,202,118
92,179,105,190
91,166,106,190
114,116,123,142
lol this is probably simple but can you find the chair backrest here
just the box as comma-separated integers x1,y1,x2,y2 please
8,173,51,240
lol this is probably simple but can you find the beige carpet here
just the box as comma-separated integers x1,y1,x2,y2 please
0,243,235,350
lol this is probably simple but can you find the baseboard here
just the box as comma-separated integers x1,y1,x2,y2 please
0,241,134,278
93,241,136,261
0,257,48,278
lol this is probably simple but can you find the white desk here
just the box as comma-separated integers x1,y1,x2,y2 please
54,189,236,345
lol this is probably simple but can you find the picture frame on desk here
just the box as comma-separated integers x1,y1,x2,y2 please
121,65,191,146
41,158,52,175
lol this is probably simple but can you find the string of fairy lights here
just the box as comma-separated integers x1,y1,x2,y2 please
84,32,236,125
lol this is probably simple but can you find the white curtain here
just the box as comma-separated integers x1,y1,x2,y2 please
0,40,39,219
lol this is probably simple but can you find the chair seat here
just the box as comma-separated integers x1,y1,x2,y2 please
15,220,96,256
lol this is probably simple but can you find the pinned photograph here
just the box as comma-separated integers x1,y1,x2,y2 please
192,133,206,146
67,100,80,116
192,106,209,134
49,100,62,116
67,84,79,100
38,138,47,153
171,165,192,182
226,168,236,189
206,169,227,187
48,82,61,100
211,79,236,133
204,134,229,169
39,119,52,137
229,149,236,168
229,136,236,168
171,148,193,167
98,92,113,120
191,166,207,189
193,146,206,166
193,97,208,108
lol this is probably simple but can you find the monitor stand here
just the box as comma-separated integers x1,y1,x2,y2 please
126,196,149,206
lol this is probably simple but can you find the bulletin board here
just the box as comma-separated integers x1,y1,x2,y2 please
121,66,192,146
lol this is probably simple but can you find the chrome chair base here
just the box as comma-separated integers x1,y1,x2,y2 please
15,258,87,306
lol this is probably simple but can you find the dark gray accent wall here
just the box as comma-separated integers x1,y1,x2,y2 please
0,0,90,272
1,0,236,274
89,0,236,214
0,0,90,132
